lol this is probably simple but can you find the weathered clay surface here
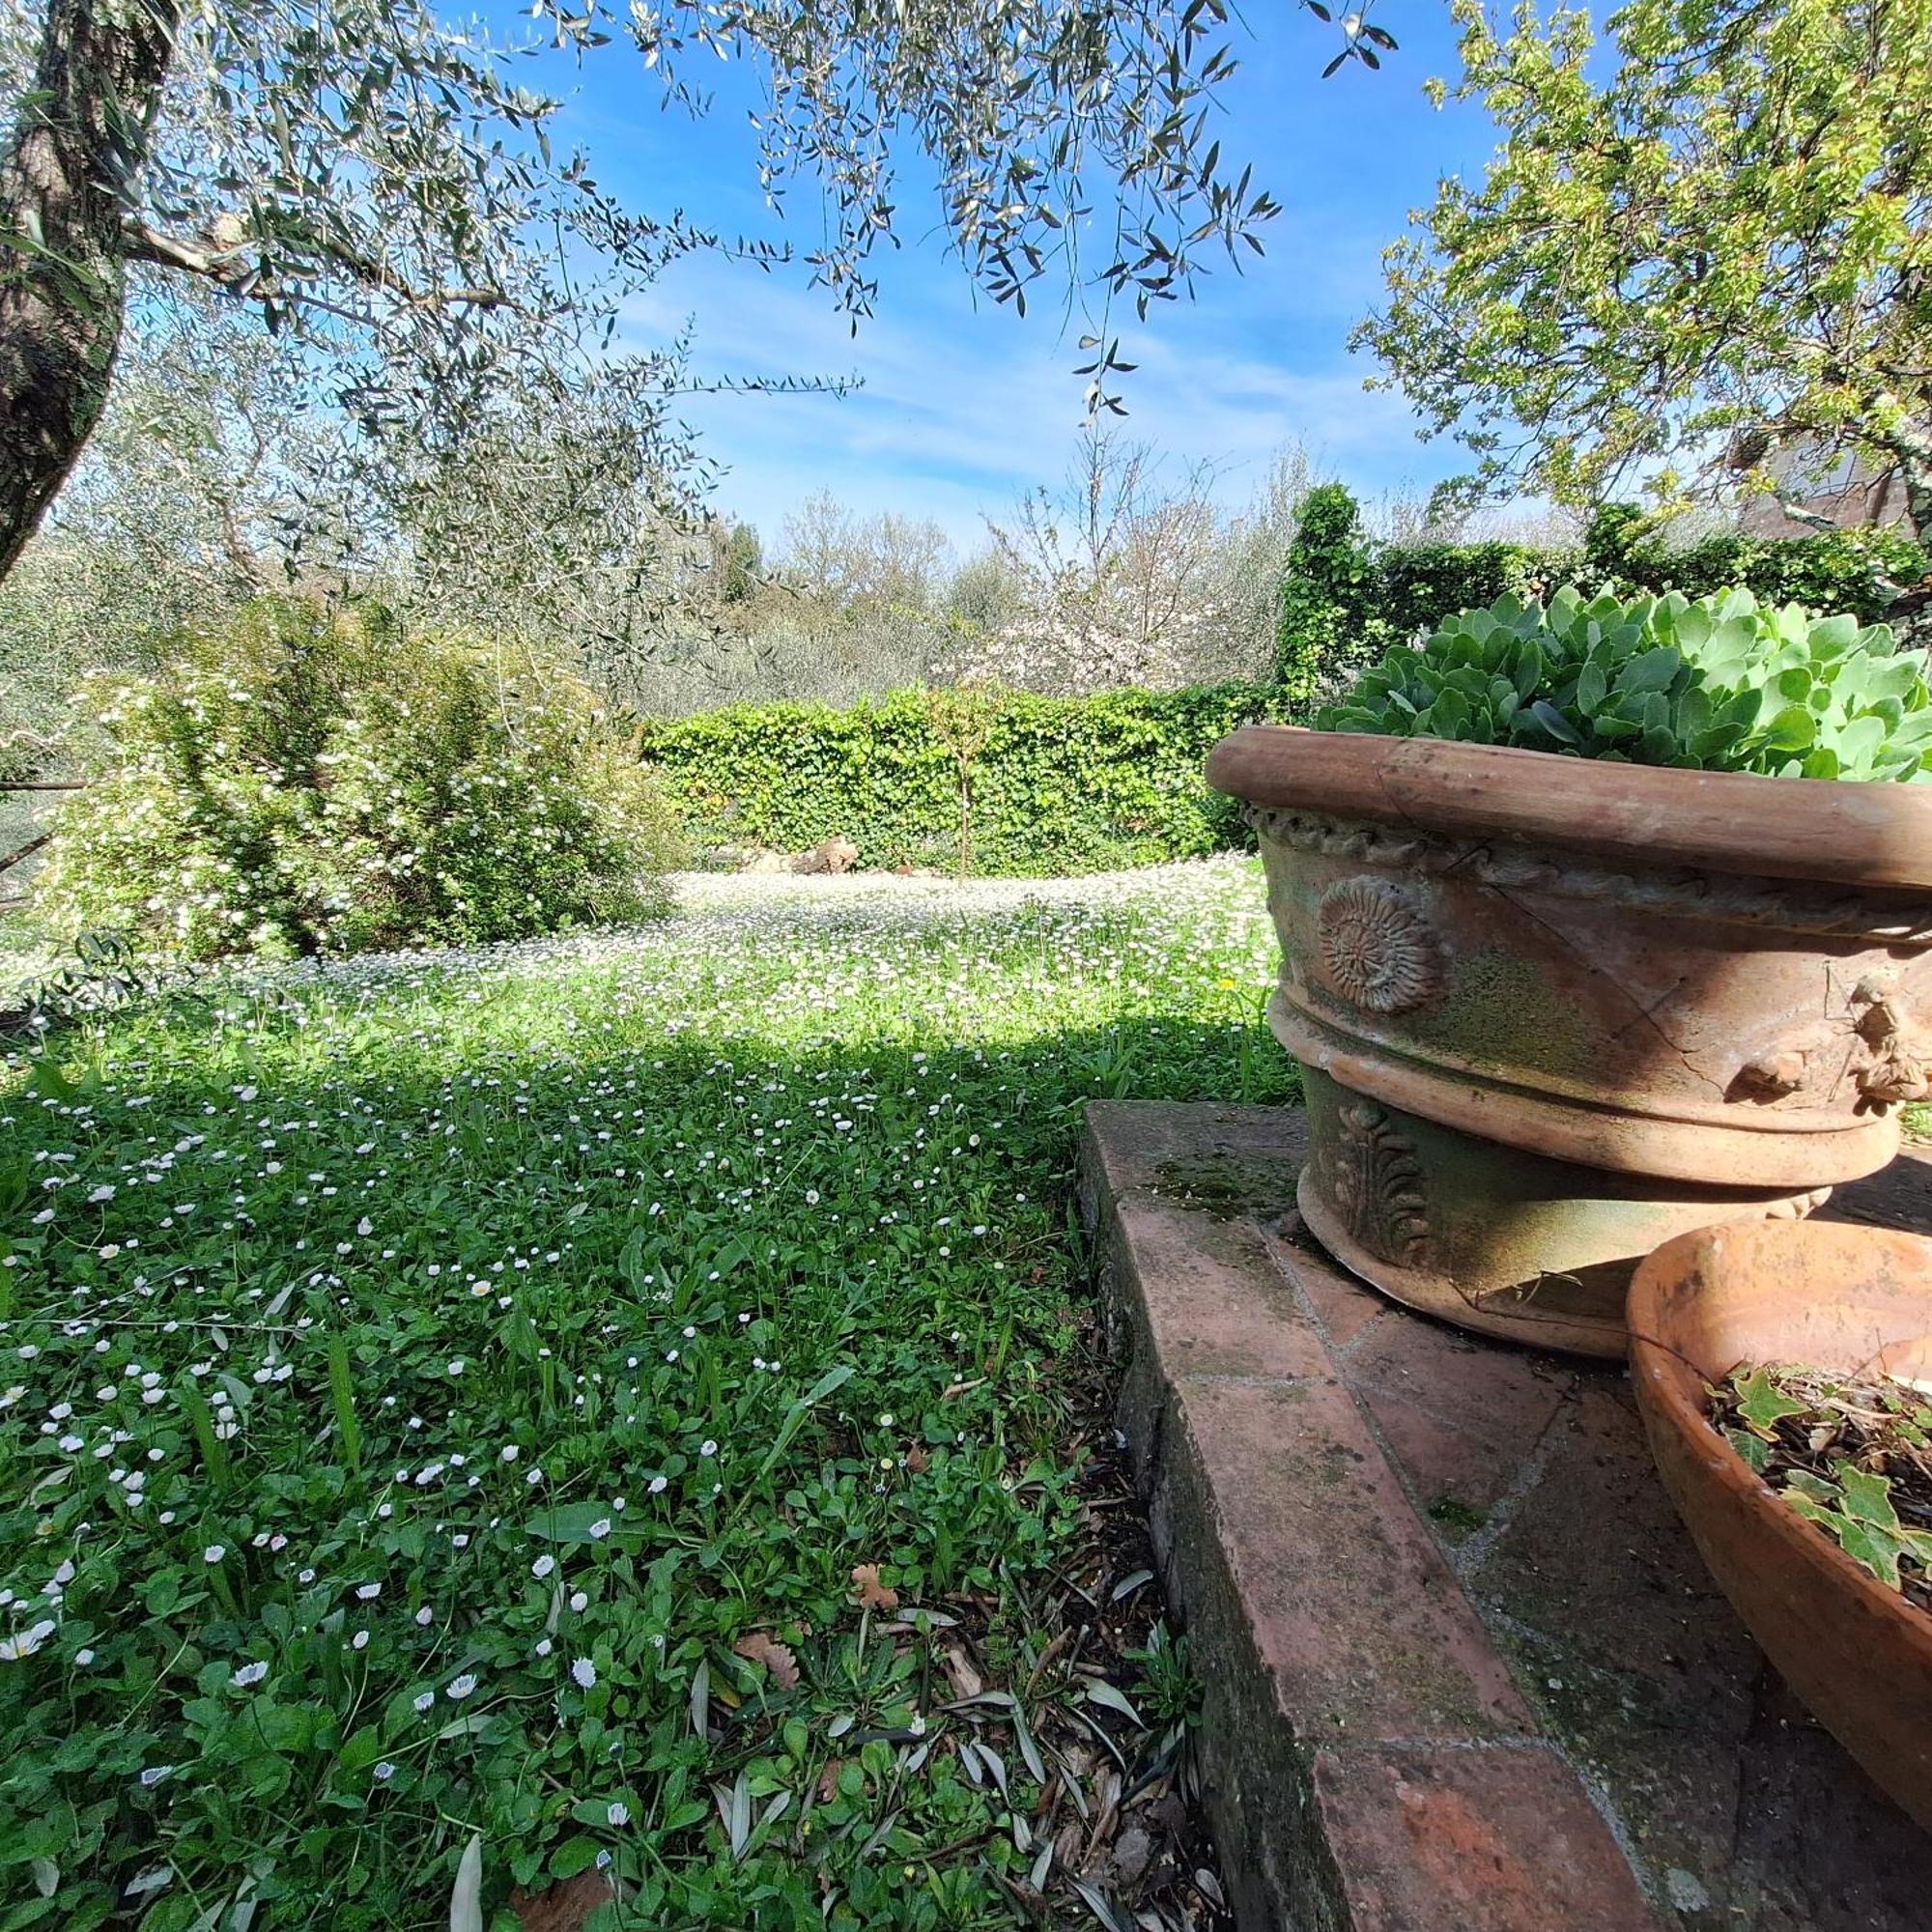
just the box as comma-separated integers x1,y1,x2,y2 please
1296,1065,1829,1358
1205,727,1932,894
1083,1099,1932,1932
1206,725,1932,1348
1630,1218,1932,1834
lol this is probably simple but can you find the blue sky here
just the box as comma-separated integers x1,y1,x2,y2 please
520,5,1503,552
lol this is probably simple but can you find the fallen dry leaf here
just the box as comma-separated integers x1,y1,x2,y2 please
1108,1824,1154,1887
943,1645,983,1701
732,1630,800,1690
850,1563,899,1610
816,1758,844,1803
511,1868,617,1932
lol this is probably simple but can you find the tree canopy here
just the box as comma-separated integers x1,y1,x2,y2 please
1356,0,1932,530
0,0,1311,582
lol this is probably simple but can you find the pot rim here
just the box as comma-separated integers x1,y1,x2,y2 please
1628,1221,1932,1660
1207,726,1932,894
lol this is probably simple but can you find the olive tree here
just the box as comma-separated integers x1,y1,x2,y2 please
0,0,1295,585
0,280,361,774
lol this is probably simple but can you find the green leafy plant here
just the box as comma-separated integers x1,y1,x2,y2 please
1274,483,1384,692
925,681,1007,879
36,598,683,959
1711,1363,1932,1608
1125,1620,1201,1729
637,679,1290,876
0,860,1290,1927
1319,584,1932,780
0,930,156,1042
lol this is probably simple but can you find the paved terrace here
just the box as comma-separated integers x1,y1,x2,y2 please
1080,1101,1932,1932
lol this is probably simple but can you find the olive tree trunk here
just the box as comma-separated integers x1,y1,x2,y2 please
0,0,180,580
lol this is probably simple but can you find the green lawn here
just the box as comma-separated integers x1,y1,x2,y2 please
0,861,1294,1932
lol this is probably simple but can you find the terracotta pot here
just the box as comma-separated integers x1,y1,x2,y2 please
1206,727,1932,1354
1629,1218,1932,1832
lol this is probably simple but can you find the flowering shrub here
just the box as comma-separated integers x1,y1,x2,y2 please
37,601,682,958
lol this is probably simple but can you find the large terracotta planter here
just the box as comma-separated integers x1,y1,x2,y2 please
1629,1219,1932,1831
1206,727,1932,1354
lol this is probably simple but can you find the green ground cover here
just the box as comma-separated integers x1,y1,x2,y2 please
0,861,1293,1932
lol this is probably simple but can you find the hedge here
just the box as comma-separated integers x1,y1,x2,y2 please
634,681,1291,875
1580,503,1928,620
1276,494,1930,685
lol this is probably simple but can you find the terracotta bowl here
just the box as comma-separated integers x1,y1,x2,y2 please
1629,1218,1932,1831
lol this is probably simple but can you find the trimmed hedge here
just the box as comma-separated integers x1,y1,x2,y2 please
1581,505,1927,620
1377,541,1565,638
635,681,1291,875
1276,493,1929,686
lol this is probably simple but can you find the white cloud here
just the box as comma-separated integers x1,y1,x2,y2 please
617,222,1454,547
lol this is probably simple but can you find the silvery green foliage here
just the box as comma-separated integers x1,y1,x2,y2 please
0,0,1306,693
92,1,697,441
1321,585,1932,781
611,1,1282,408
4,0,1279,434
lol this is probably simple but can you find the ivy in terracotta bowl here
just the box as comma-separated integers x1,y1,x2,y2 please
1712,1364,1932,1613
1318,584,1932,780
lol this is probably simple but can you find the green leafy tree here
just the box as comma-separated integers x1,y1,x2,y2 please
927,680,1006,878
1356,0,1932,529
0,0,1298,585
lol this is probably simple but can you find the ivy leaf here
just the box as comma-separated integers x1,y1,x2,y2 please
1833,1463,1904,1529
1835,1517,1911,1591
1731,1367,1807,1438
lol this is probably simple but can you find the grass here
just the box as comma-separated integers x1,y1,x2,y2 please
0,860,1294,1932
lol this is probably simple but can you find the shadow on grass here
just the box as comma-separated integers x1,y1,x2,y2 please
1,1004,1297,1931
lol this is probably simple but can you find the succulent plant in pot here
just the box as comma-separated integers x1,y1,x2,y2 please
1207,585,1932,1355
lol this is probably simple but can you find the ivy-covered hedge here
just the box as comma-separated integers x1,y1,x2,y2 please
1376,541,1565,638
1276,493,1929,686
1579,503,1927,620
635,681,1290,875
